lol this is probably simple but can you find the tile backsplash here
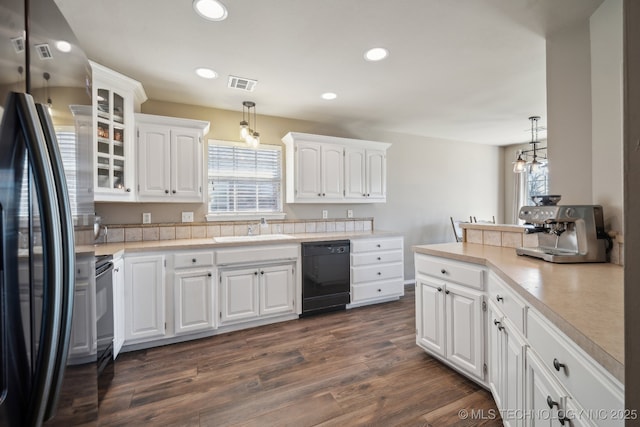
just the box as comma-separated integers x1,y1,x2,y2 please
100,218,374,244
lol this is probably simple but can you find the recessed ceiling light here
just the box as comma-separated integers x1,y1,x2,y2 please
321,92,337,100
193,0,228,21
55,40,71,53
364,47,389,62
195,67,218,79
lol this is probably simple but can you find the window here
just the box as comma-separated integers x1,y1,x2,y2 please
527,162,549,199
19,127,77,218
207,140,283,218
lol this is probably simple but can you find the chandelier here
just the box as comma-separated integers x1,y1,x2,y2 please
239,101,260,148
513,116,546,173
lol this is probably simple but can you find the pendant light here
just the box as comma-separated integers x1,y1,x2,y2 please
239,101,260,147
512,116,545,173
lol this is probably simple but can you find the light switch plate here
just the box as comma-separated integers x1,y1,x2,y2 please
181,212,194,223
322,210,328,219
347,209,353,218
142,213,151,224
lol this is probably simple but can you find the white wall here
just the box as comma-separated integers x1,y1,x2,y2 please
591,0,624,233
546,20,594,204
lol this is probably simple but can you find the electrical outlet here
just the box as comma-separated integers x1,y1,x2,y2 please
181,211,194,223
142,213,151,224
347,209,353,218
322,210,328,219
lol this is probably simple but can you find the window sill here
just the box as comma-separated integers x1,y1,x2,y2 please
206,213,287,222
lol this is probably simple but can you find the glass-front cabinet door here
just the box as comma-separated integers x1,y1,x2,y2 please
90,61,146,202
96,88,127,193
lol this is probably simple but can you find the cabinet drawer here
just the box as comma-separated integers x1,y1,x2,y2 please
415,254,484,290
351,263,403,284
527,309,623,423
351,279,404,302
351,250,403,266
216,244,298,265
351,237,403,253
487,273,526,333
174,251,214,269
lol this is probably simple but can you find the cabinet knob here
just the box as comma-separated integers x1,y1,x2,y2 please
377,244,381,248
363,193,366,197
377,289,381,292
126,188,131,192
546,396,559,409
496,295,504,302
377,272,382,275
165,189,169,194
192,258,197,263
207,273,212,277
367,193,370,197
318,193,322,196
445,289,450,295
494,320,504,331
254,271,258,275
437,287,442,292
440,269,446,274
172,190,176,194
377,257,381,261
322,193,326,196
553,358,566,372
260,271,264,275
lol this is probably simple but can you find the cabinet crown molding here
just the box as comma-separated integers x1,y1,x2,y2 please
89,60,148,109
135,113,210,133
282,132,391,151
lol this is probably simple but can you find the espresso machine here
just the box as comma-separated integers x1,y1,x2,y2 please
516,205,610,263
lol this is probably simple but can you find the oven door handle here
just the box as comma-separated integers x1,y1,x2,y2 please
96,262,114,279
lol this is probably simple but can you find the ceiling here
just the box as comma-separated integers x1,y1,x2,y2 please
53,0,603,145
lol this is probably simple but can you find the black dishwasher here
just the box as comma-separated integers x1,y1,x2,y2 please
301,240,350,316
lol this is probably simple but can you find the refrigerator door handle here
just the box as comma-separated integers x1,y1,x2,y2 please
13,93,65,427
35,103,76,421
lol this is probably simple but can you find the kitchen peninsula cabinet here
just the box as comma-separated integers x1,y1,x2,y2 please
90,61,147,202
415,254,485,381
282,132,390,203
136,114,210,202
413,245,625,427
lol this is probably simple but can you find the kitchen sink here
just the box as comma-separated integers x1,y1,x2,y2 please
213,234,296,243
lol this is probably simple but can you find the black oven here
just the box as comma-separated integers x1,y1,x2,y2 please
301,240,350,316
95,255,114,403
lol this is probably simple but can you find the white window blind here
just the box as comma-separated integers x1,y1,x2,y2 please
19,128,77,217
207,141,282,214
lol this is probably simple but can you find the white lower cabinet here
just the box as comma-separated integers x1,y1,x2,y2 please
525,350,569,427
219,262,295,325
415,274,485,381
171,250,216,336
487,301,526,427
124,254,165,342
112,256,125,358
415,252,624,427
350,236,404,306
173,269,215,335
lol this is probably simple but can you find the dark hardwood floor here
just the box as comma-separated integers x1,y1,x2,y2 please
98,288,502,426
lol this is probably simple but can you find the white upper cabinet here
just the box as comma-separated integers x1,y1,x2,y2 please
282,132,390,204
136,113,210,203
90,61,147,202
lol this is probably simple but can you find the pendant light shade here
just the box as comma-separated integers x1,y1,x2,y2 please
512,116,547,174
239,101,260,147
513,151,526,173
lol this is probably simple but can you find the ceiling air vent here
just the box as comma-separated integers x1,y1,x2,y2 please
228,75,257,92
11,36,25,53
35,43,53,59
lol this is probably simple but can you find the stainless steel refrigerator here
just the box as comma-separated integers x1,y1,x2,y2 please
0,0,97,425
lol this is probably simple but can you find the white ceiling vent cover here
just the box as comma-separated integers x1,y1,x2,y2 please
35,44,53,59
11,36,25,53
228,75,257,92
